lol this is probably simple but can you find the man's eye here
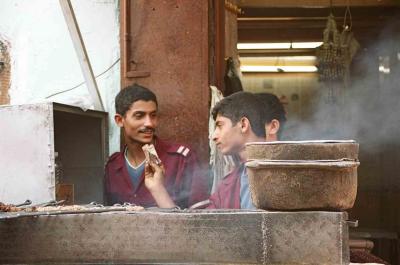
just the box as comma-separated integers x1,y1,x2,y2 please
134,113,144,118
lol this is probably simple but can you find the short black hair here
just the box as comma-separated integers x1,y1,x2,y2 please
255,93,286,124
212,91,265,138
255,93,287,138
115,84,158,116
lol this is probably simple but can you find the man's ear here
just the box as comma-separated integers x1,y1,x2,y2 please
266,119,280,141
114,114,124,128
239,117,251,133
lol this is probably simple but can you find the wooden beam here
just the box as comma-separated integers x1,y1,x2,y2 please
239,6,400,18
237,6,400,43
215,0,226,91
238,0,397,8
120,0,129,87
59,0,105,111
238,18,389,30
239,49,316,57
238,27,383,43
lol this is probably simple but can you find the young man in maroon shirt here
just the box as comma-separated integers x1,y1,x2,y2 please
207,92,286,208
105,84,209,208
145,92,286,209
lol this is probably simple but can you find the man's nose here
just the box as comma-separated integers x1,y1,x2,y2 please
144,115,155,127
212,130,218,141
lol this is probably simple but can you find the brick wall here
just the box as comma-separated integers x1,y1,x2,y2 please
0,41,10,105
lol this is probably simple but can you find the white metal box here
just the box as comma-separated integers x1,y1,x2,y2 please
0,102,108,204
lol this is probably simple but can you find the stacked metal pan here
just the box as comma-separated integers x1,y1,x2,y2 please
245,140,360,211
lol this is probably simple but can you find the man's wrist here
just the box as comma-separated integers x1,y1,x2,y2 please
148,184,176,208
147,183,166,193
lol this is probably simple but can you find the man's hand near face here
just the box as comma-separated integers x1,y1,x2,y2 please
144,161,176,208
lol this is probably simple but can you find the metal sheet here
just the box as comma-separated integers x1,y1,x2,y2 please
263,211,349,264
0,210,349,264
0,102,108,205
0,103,55,204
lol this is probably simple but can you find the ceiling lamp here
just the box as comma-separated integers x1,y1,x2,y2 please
237,42,323,50
240,65,318,73
291,42,323,49
238,43,291,50
239,56,318,73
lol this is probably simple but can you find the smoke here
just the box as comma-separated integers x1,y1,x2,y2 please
283,21,400,154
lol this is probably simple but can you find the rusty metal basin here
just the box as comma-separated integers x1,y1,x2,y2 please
245,160,359,211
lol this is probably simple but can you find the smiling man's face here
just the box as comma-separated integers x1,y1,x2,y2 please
115,100,158,145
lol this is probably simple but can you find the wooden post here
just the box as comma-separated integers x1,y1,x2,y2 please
59,0,105,111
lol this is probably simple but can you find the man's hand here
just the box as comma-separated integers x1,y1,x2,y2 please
144,161,176,208
144,161,165,192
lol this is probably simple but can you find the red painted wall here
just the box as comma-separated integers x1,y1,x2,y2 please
121,0,210,167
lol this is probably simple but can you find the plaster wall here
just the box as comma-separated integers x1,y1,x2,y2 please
0,0,121,154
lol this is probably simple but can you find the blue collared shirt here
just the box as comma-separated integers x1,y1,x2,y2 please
239,166,256,209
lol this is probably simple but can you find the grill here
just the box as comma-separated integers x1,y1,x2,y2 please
0,209,349,264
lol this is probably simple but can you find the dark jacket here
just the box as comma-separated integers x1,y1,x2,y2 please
207,166,242,209
105,137,209,208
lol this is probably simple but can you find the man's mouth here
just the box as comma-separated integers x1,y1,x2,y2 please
139,128,155,135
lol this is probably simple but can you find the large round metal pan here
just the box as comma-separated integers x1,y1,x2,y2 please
245,159,359,211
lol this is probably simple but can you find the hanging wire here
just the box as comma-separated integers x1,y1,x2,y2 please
330,0,334,15
343,0,353,30
45,58,120,99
